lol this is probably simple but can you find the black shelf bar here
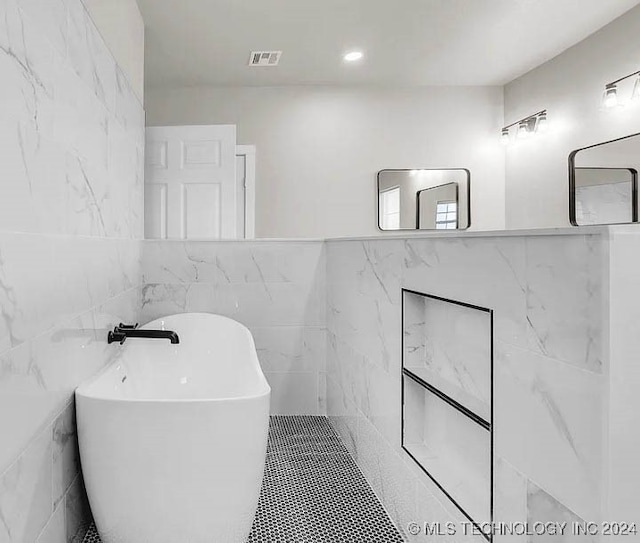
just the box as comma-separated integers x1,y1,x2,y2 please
402,288,492,313
403,368,490,431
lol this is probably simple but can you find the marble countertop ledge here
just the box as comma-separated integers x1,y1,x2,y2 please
142,224,640,243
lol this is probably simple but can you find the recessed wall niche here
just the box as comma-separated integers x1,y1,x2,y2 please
401,289,493,535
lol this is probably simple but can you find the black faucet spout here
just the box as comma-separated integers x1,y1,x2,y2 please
108,325,180,345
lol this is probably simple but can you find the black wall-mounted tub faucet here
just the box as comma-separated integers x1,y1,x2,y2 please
108,323,180,345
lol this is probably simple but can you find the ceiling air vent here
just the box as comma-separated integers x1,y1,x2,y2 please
249,51,282,67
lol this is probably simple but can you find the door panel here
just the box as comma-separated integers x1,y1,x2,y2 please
146,140,168,170
145,125,237,239
183,184,221,238
182,140,221,168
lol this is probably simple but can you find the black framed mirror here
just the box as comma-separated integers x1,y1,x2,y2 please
569,133,640,226
377,169,471,231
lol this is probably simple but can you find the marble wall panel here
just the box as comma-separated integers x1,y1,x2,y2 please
0,0,145,539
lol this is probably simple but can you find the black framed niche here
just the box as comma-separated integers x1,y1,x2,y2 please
401,289,493,540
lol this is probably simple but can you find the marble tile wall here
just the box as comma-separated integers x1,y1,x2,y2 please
325,233,608,542
0,0,144,540
141,240,326,414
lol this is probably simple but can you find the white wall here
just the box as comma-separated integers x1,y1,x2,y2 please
504,5,640,229
145,86,505,238
82,0,145,102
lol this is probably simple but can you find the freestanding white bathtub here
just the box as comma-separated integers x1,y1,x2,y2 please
76,313,270,543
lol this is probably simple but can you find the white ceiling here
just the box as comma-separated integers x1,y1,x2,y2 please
138,0,640,89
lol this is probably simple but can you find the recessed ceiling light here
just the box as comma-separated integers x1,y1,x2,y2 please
343,51,363,62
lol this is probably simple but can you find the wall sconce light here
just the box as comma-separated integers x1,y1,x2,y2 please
500,109,548,145
517,121,531,139
536,111,548,132
603,85,619,108
602,69,640,108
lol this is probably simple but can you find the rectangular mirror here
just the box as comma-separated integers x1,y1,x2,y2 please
377,169,470,231
570,133,640,226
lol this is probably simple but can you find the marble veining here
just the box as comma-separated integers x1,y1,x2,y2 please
16,0,67,57
52,404,78,509
327,241,401,374
143,240,325,285
67,0,116,113
494,341,602,522
524,235,602,373
403,237,528,350
527,482,597,542
0,431,52,543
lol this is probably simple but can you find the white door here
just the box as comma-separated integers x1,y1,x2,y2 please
145,125,237,239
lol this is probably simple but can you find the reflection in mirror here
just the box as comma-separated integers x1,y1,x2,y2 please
575,168,636,225
570,133,640,226
377,169,470,231
418,183,458,229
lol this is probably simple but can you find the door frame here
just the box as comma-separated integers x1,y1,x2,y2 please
236,145,256,239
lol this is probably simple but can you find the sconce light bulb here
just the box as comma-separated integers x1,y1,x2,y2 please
603,85,618,108
536,113,548,133
517,121,530,139
632,76,640,101
501,128,510,145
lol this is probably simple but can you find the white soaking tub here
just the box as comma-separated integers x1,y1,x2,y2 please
76,313,270,543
